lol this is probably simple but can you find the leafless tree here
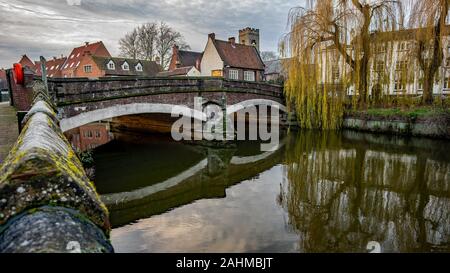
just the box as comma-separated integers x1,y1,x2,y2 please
156,22,190,69
119,21,189,68
119,28,139,59
261,51,278,61
137,23,158,61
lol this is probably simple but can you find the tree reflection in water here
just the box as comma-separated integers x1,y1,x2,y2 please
282,131,450,252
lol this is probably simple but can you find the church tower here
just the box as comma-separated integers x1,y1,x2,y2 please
239,27,260,52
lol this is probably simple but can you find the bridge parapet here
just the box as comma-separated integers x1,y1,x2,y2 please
0,79,112,253
48,77,284,106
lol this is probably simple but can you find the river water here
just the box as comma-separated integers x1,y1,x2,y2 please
92,130,450,253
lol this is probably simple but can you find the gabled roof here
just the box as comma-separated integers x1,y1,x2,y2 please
35,57,67,77
62,41,111,71
211,38,265,70
92,56,162,76
19,55,35,69
158,66,197,77
177,50,202,68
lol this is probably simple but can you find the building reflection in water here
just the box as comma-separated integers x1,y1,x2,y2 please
65,121,113,152
281,131,449,252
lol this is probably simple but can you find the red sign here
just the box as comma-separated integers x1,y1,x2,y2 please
13,63,24,85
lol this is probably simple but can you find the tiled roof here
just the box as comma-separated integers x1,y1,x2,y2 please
19,55,35,69
61,41,110,71
158,66,194,77
92,56,162,76
177,50,202,68
35,57,67,77
213,39,264,70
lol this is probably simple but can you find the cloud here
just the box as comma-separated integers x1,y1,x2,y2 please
0,0,299,68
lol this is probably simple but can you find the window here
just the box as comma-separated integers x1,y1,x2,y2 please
394,73,405,92
107,61,115,70
229,69,239,80
211,70,223,77
331,66,340,81
244,71,255,81
95,130,101,138
444,77,450,89
135,63,143,72
83,65,92,73
375,43,386,53
374,60,385,72
122,61,129,71
395,60,407,71
397,42,407,51
83,130,93,138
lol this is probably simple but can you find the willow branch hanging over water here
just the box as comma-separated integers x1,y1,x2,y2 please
282,0,403,129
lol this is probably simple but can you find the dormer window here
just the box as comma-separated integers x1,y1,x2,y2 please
107,60,115,70
135,63,143,72
122,61,129,71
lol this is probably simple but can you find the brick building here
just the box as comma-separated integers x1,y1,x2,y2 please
77,56,161,78
200,32,265,81
34,56,67,77
60,41,111,78
65,122,112,152
164,45,202,76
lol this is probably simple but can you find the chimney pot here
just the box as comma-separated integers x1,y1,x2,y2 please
208,33,215,40
85,41,89,46
228,37,236,45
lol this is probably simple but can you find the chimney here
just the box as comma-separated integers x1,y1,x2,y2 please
228,37,236,46
172,44,179,55
208,33,215,40
61,54,64,58
85,41,89,46
53,56,57,60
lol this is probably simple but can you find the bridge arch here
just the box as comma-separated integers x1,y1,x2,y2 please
226,99,287,115
60,103,205,132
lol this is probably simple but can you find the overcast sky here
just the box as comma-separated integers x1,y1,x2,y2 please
0,0,301,68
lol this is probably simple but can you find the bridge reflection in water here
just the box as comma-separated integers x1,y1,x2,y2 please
89,130,449,253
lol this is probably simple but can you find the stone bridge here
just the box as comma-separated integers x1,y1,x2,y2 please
0,68,287,252
0,79,113,253
42,77,286,132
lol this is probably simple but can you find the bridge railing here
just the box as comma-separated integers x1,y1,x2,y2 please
0,76,113,252
47,76,284,105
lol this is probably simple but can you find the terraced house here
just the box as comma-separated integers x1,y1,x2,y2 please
15,41,161,79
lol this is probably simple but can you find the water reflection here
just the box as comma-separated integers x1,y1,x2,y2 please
282,131,449,252
92,130,449,252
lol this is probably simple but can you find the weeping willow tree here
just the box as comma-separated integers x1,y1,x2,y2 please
283,0,402,129
409,0,449,105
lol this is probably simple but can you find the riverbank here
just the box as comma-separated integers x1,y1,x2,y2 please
343,106,450,139
0,102,18,165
